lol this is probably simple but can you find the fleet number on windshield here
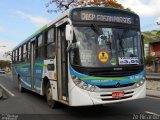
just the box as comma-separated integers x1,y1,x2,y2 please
119,57,139,65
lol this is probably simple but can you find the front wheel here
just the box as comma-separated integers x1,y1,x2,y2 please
46,82,57,108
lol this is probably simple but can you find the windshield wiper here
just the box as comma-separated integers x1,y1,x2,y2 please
91,24,102,35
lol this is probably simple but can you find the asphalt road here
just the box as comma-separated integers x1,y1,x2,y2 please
0,74,160,120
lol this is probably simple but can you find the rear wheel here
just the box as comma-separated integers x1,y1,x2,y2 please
46,82,57,108
18,76,24,92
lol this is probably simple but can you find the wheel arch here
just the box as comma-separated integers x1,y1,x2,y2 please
42,76,50,95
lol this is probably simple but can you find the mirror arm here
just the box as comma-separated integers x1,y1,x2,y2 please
67,18,73,26
67,42,72,52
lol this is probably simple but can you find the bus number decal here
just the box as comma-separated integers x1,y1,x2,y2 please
119,57,139,65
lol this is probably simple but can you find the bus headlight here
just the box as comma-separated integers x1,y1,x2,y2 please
90,86,97,92
136,79,145,88
82,83,88,89
140,80,144,84
72,75,98,92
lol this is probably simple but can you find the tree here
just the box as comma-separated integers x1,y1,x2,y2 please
3,51,12,60
145,56,154,66
79,0,124,9
0,60,11,70
156,31,160,38
46,0,131,13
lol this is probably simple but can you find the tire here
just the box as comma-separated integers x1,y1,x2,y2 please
18,76,24,92
46,82,57,108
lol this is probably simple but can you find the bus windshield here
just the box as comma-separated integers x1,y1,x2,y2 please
70,26,142,67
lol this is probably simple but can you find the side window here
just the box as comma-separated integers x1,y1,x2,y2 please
15,50,17,62
28,42,30,61
13,50,16,63
23,44,27,62
19,47,22,62
38,35,44,58
17,49,19,62
21,46,23,62
35,39,38,59
12,51,14,63
46,28,55,58
12,51,14,62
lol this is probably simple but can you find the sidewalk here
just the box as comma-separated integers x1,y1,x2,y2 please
146,79,160,98
147,89,160,98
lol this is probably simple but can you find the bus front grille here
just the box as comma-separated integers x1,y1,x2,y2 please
71,65,144,77
97,83,135,89
89,70,141,77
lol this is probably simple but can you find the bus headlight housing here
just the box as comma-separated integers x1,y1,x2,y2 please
136,78,145,88
72,75,98,92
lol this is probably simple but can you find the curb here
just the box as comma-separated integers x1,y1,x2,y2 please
146,94,160,98
146,89,160,98
146,77,160,81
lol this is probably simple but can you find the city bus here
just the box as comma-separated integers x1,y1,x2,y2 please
12,6,146,108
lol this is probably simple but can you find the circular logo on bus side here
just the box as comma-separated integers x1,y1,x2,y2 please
98,50,110,63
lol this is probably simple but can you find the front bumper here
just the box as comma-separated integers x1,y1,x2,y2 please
69,82,146,106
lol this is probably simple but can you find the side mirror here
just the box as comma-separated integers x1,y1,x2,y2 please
65,24,73,41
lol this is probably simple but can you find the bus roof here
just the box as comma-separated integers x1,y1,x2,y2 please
69,6,138,16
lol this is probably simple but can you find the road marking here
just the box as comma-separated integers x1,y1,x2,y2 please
145,111,160,117
0,84,15,97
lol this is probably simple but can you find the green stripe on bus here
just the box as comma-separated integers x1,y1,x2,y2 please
35,63,47,67
25,25,47,41
17,63,47,67
32,25,47,36
132,80,137,83
20,63,30,67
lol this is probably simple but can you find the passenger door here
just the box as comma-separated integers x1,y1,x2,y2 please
30,40,36,91
57,26,69,102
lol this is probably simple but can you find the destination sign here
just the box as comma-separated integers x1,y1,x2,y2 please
71,10,139,25
81,13,132,24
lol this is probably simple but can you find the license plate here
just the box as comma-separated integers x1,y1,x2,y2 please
112,91,124,98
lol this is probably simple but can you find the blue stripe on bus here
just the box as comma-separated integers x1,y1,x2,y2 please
13,60,44,93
